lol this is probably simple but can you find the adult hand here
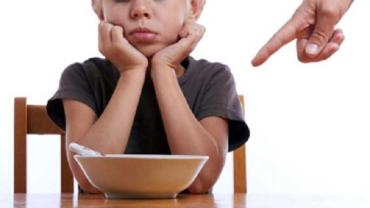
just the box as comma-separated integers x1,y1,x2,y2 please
98,21,148,72
251,0,353,67
151,19,205,70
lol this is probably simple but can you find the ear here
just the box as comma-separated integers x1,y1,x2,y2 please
188,0,206,20
91,0,104,20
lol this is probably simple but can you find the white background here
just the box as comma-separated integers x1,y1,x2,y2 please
1,0,369,195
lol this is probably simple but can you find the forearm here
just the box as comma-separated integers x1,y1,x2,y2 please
151,67,224,192
76,69,146,154
65,69,146,193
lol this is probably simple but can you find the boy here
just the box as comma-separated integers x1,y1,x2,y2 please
47,0,249,194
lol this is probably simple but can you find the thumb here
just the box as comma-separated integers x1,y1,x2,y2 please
305,9,339,57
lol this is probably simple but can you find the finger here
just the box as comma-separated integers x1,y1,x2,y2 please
305,6,340,57
297,26,334,62
184,24,205,51
313,42,340,61
178,22,205,46
179,27,189,39
111,26,125,44
179,19,197,38
309,29,344,61
297,40,338,63
330,28,345,45
296,25,314,61
174,24,205,62
251,16,301,67
178,25,189,39
297,38,308,62
298,29,344,62
99,21,113,50
98,21,107,52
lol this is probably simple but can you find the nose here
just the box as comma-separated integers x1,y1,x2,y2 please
130,0,151,19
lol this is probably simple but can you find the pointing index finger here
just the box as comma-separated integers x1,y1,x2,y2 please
251,17,300,67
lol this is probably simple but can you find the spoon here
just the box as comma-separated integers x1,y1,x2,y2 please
69,142,103,156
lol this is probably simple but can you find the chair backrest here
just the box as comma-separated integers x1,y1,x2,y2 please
14,97,74,193
14,96,247,193
233,96,247,193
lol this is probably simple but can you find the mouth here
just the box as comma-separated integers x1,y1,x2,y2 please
129,27,158,42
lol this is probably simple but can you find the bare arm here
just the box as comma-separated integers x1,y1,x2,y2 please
151,67,228,194
64,70,146,193
63,21,148,193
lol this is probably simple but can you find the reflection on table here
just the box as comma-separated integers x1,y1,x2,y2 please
1,193,369,208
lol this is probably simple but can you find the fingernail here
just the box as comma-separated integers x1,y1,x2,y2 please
305,43,319,55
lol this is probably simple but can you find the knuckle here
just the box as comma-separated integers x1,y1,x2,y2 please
320,5,340,19
199,26,206,35
272,32,284,45
312,30,329,42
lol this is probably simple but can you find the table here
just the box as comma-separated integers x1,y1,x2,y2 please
1,193,369,208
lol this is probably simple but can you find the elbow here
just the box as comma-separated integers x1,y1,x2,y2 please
187,178,213,194
67,153,101,194
187,157,224,194
71,162,101,194
79,179,101,194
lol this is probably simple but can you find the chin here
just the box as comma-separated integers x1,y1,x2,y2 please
135,44,166,58
141,50,158,58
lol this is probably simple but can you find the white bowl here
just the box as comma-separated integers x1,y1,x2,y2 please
74,154,208,199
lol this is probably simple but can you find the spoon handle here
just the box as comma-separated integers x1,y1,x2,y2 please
69,142,102,156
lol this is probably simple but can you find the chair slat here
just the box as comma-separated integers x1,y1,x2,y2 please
14,98,27,193
233,145,247,193
27,105,64,134
61,134,74,193
233,96,247,193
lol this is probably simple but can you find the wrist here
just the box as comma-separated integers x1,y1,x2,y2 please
119,68,147,81
116,64,148,73
151,59,169,69
150,64,176,80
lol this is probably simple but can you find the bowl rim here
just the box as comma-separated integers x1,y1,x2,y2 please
74,154,209,160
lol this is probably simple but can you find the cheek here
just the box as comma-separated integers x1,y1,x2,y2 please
102,7,127,27
105,14,125,26
163,18,185,41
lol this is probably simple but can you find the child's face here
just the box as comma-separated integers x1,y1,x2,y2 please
100,0,192,57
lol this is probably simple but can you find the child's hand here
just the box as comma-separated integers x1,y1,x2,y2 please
151,20,205,70
98,21,148,73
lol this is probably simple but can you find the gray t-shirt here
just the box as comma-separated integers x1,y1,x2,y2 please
47,57,249,152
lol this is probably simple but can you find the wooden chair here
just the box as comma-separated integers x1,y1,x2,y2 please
14,97,74,193
233,145,247,193
233,96,247,193
14,96,247,193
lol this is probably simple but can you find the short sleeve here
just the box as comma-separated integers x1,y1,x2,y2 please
195,66,250,151
46,63,97,130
